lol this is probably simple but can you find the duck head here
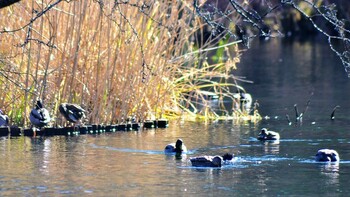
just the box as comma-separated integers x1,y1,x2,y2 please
261,128,267,135
175,139,184,153
258,128,268,139
36,100,43,109
222,153,234,161
212,156,223,167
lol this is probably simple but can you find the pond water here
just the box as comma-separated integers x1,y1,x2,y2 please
1,39,350,196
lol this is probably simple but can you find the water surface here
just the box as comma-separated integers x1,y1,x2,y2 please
1,39,350,196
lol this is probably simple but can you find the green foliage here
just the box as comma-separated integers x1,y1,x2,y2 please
211,35,230,63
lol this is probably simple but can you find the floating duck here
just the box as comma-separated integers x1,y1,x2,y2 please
315,149,340,162
257,128,280,141
59,103,86,126
29,100,51,129
190,153,234,167
0,110,9,127
164,139,187,154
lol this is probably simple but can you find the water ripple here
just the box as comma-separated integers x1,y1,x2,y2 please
90,143,196,155
249,137,349,143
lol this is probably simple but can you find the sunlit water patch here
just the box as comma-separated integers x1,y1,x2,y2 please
90,143,197,155
248,137,345,143
299,159,350,164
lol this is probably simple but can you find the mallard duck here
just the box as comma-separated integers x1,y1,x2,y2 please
0,110,9,127
59,103,86,126
164,139,187,154
190,155,223,167
29,100,51,129
315,149,340,162
257,128,280,141
190,153,235,167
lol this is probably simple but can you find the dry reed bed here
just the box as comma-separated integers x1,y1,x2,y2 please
0,0,258,127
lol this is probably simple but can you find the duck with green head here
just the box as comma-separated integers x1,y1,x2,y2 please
29,100,51,129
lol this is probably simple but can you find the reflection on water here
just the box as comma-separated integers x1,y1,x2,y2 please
262,141,280,154
1,39,350,196
318,163,340,185
236,39,350,123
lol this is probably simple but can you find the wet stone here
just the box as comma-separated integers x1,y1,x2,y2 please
43,127,57,136
127,123,132,131
143,120,155,129
91,125,98,134
10,126,21,137
132,123,140,131
79,126,88,134
117,124,126,131
0,127,9,136
106,125,116,132
85,125,93,134
156,119,169,128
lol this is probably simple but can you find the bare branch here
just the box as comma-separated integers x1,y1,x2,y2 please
0,0,65,34
193,0,350,77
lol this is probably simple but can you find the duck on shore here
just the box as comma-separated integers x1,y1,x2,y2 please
190,153,235,167
59,103,86,126
257,128,280,141
315,149,340,162
164,139,187,154
0,110,9,127
29,100,51,131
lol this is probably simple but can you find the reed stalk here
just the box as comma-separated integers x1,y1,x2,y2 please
0,0,260,126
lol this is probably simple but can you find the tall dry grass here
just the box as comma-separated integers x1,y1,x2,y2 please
0,0,259,127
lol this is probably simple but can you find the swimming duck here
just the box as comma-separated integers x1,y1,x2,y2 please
0,110,9,127
190,153,235,167
164,139,187,154
29,100,51,129
257,128,280,141
59,103,86,126
315,149,340,162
